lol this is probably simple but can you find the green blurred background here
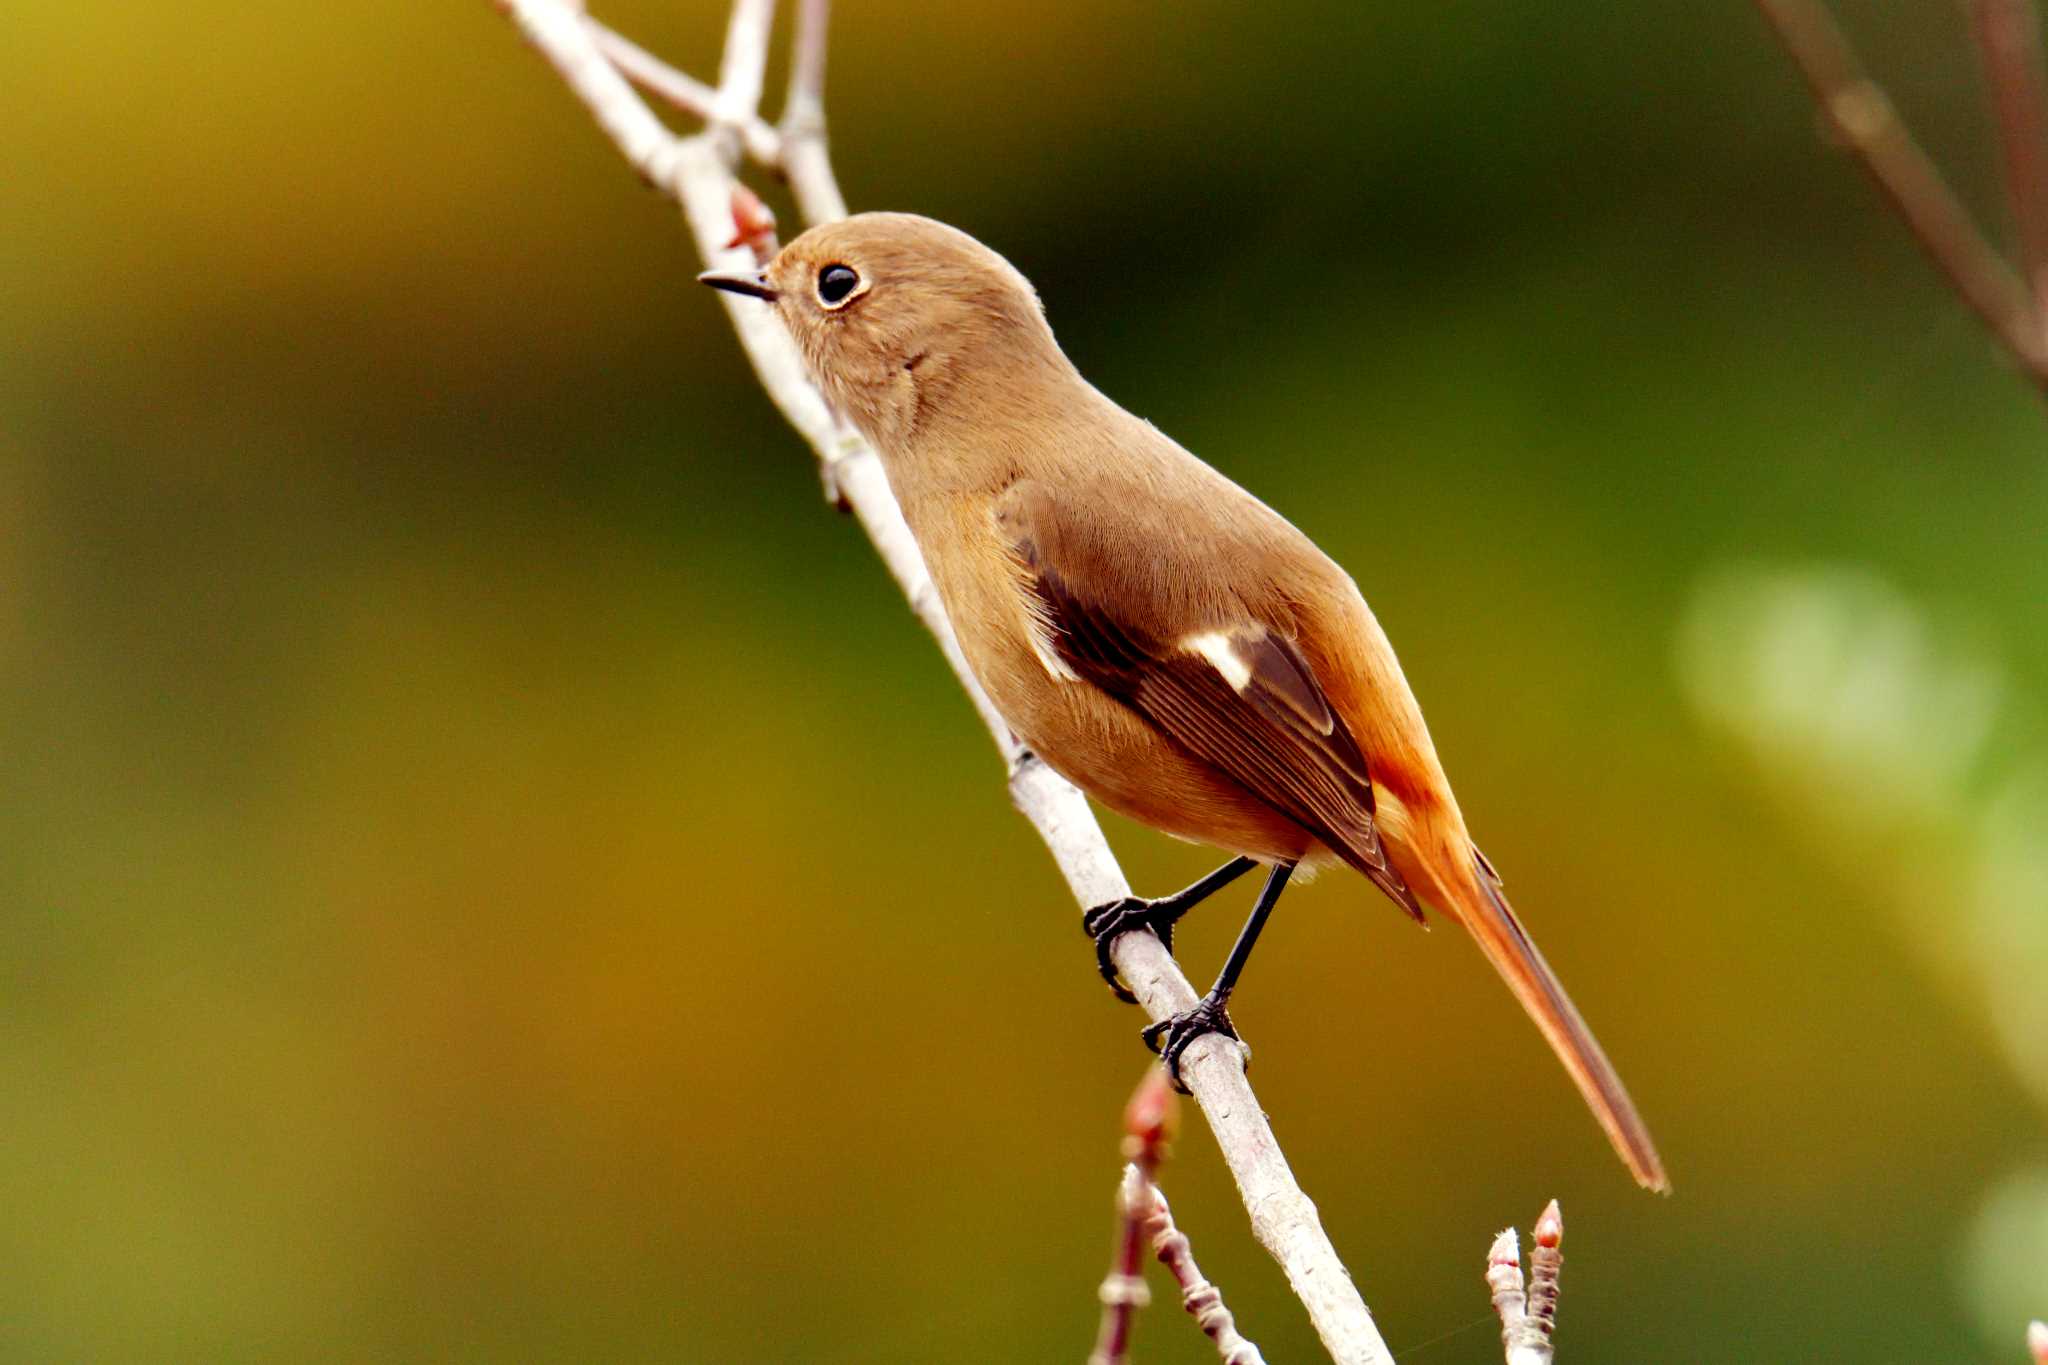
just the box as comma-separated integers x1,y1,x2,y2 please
5,1,2045,1359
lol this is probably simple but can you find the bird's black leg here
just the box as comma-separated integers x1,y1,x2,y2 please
1081,856,1258,1004
1143,860,1296,1092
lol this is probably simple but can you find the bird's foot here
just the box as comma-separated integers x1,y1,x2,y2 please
1141,994,1244,1094
1081,896,1182,1005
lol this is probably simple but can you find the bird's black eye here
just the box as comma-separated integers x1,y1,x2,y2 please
817,264,860,307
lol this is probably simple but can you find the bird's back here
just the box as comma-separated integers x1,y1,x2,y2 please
884,372,1463,875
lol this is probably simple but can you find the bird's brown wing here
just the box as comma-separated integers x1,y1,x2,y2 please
1001,487,1422,920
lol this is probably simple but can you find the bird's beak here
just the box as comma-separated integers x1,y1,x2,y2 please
697,269,780,302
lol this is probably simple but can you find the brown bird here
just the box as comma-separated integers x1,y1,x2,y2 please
702,213,1668,1192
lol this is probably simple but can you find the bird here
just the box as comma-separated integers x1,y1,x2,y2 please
700,213,1668,1192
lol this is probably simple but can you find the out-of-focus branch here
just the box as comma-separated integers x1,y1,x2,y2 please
589,18,782,165
492,5,1394,1360
1753,0,2048,387
1137,1178,1265,1364
1089,1076,1171,1365
1091,1073,1263,1365
711,0,774,132
1487,1202,1563,1365
1973,0,2048,331
1090,1164,1155,1365
780,0,847,224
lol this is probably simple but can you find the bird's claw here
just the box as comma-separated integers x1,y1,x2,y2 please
1141,995,1244,1094
1080,896,1177,1005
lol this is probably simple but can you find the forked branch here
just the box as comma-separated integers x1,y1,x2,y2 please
1487,1203,1564,1365
491,2,1392,1358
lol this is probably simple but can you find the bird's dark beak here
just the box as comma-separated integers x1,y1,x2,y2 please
697,269,780,302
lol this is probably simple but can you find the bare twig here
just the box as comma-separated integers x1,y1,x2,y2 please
493,5,1393,1360
1485,1229,1530,1359
1138,1179,1266,1365
1973,0,2048,332
589,18,781,166
780,0,848,224
1090,1163,1154,1365
1089,1162,1155,1365
1753,0,2048,385
1487,1202,1563,1365
1526,1201,1563,1356
711,0,775,133
1089,1075,1173,1365
1093,1072,1264,1365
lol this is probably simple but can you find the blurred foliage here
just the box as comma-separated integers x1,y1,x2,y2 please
1681,566,2048,1351
2,0,2044,1360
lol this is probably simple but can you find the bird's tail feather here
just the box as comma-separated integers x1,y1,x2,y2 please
1451,852,1669,1193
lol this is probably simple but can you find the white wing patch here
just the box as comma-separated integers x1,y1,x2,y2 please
1026,610,1079,682
1184,631,1252,691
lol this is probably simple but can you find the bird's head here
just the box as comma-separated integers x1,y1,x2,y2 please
700,212,1060,447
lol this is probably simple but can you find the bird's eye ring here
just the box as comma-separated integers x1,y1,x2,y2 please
816,264,862,308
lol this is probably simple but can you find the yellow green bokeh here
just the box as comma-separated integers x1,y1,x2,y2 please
3,2,2044,1360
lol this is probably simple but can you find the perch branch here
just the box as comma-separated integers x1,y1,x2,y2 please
1753,0,2048,385
1486,1201,1563,1365
493,3,1391,1359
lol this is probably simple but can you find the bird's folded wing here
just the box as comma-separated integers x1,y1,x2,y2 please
999,481,1422,920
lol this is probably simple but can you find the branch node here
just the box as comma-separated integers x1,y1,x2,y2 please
1099,1273,1152,1311
1825,81,1893,145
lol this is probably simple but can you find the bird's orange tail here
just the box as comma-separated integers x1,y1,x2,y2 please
1447,851,1669,1193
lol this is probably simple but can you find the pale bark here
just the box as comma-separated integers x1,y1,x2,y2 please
493,2,1392,1355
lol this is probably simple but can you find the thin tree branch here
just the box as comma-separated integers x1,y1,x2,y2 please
493,0,686,191
588,18,782,166
1138,1179,1266,1364
1092,1072,1264,1365
780,0,848,224
1487,1202,1563,1365
1091,1163,1154,1365
1486,1229,1529,1361
1972,0,2048,334
712,0,775,133
1526,1201,1563,1357
493,5,1393,1359
1753,0,2048,385
1090,1075,1171,1365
